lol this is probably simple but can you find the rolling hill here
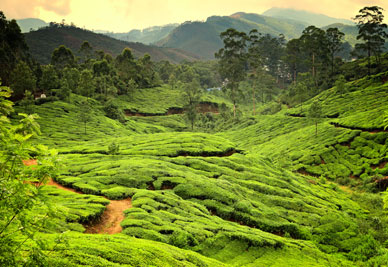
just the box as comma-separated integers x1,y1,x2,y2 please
24,25,200,64
156,12,307,59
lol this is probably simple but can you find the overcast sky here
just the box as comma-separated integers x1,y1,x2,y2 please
2,0,387,32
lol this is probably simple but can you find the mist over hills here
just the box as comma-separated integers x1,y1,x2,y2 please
262,7,354,27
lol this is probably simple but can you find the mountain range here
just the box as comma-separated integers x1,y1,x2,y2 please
18,8,364,62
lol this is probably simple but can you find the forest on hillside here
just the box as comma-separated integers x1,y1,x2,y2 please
1,5,388,267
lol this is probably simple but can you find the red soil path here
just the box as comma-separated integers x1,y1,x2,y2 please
23,159,131,234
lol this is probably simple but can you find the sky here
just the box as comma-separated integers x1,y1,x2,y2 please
1,0,387,32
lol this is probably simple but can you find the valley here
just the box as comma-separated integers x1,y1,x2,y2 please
1,3,388,267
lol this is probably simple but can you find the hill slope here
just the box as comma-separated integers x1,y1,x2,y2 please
263,8,354,27
156,12,307,59
101,24,178,45
24,25,200,64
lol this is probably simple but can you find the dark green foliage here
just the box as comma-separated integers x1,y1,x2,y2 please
353,6,388,74
0,12,30,85
9,61,36,99
51,45,76,70
103,101,125,122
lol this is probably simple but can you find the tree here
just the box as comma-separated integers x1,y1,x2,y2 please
79,41,93,64
326,28,344,76
0,12,30,86
353,6,388,75
63,67,80,94
78,69,95,98
9,61,36,99
168,74,177,89
308,100,322,136
300,26,329,83
0,84,57,265
78,100,92,134
39,65,59,95
334,75,347,95
215,28,248,117
115,48,139,85
51,45,75,70
285,38,307,83
247,29,263,115
183,79,202,130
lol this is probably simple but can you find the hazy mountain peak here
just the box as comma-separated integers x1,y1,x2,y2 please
262,7,354,27
16,18,48,33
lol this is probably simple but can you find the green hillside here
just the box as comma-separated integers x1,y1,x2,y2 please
156,12,307,59
24,25,200,64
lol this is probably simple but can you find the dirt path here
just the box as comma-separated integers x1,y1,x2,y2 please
85,199,132,234
23,159,131,234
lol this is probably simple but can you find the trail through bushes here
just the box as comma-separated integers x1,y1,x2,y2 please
24,160,131,234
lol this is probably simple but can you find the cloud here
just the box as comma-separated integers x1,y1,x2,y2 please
1,0,71,19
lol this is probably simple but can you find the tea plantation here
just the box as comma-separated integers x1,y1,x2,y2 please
12,75,388,266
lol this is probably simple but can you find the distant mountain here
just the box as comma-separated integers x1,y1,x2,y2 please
99,24,178,45
263,8,354,27
16,18,48,33
24,25,200,64
156,12,308,59
323,23,388,51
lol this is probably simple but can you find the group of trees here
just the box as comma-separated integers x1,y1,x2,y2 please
215,6,387,118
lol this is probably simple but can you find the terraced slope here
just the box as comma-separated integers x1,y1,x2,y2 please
224,72,388,190
26,74,388,265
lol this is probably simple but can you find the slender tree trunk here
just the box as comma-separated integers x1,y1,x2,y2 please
368,48,371,76
293,67,297,84
331,53,334,77
312,53,315,77
253,80,256,116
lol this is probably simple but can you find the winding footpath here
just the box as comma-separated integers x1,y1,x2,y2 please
23,159,131,234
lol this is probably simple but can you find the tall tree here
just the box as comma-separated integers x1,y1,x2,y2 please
51,45,76,70
78,69,95,98
247,29,263,115
9,61,36,99
39,65,59,95
308,100,322,136
285,38,307,83
183,79,202,130
0,12,30,86
300,26,329,83
353,6,388,75
215,28,248,117
78,100,92,135
325,28,344,76
115,48,139,85
79,41,93,64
